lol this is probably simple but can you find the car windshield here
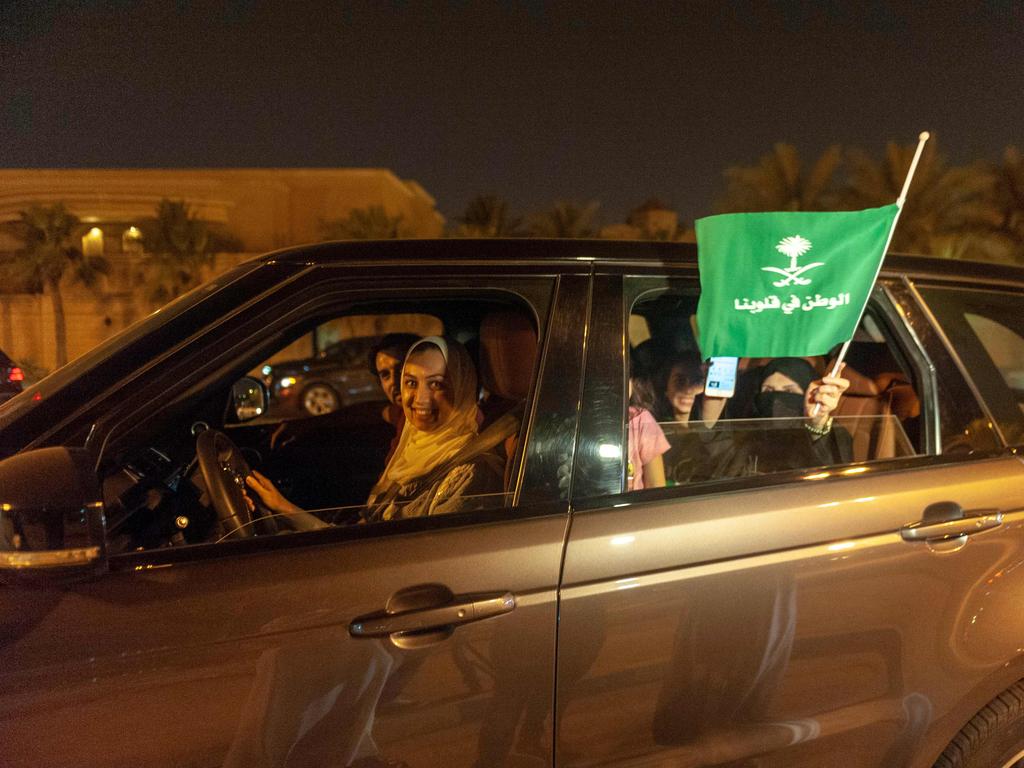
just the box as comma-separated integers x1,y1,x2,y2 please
0,260,262,429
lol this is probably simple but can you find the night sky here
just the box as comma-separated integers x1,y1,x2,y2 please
2,1,1022,225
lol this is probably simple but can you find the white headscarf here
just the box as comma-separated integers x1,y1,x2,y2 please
371,336,480,493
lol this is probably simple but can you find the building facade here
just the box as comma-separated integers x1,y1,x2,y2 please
0,168,445,374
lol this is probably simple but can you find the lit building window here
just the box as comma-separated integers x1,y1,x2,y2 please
82,227,104,257
122,226,144,254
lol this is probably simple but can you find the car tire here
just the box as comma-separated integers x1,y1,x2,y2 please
933,680,1024,768
301,383,340,415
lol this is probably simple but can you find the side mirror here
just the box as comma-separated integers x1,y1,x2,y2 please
0,447,107,585
230,376,268,422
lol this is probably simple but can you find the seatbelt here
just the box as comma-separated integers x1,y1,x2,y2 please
367,405,522,517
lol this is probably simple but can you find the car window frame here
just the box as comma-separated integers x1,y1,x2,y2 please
571,267,1007,512
76,265,583,568
910,279,1024,447
0,262,303,455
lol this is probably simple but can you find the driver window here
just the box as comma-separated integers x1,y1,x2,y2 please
100,299,539,552
624,288,921,493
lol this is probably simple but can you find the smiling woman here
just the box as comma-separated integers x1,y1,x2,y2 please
366,336,505,521
244,333,514,527
401,340,459,432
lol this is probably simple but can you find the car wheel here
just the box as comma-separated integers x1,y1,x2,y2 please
302,383,340,415
933,681,1024,768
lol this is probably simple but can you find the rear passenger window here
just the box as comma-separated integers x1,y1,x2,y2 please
625,287,922,492
918,286,1024,445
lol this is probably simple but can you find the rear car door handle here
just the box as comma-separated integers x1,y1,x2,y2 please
349,591,516,638
900,508,1003,542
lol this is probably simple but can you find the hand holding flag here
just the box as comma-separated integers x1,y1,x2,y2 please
805,362,849,430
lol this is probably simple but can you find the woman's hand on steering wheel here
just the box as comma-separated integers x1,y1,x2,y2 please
245,471,328,532
245,470,303,517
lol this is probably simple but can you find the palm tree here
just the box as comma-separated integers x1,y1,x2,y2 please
455,195,524,237
990,146,1024,262
4,203,108,367
842,138,1002,259
140,200,216,303
528,200,600,238
716,143,843,213
626,199,680,240
320,205,410,240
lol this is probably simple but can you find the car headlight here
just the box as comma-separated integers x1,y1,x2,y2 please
280,376,297,388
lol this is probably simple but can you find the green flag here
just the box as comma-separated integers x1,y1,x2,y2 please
696,204,899,359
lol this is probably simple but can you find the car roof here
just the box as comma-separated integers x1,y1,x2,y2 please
256,238,1024,286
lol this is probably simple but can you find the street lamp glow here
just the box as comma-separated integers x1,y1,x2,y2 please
82,227,104,256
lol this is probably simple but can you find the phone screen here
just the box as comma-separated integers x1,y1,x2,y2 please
704,356,739,398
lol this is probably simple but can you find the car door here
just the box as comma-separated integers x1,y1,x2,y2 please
554,269,1024,768
0,265,589,768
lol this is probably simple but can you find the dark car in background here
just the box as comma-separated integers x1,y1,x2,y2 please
2,239,1024,768
261,335,382,416
0,349,24,404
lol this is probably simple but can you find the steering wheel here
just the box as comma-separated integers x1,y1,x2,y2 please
196,429,255,539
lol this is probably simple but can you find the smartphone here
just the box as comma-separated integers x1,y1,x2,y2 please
704,356,739,398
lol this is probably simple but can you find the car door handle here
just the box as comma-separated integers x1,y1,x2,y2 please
349,591,516,638
900,507,1003,542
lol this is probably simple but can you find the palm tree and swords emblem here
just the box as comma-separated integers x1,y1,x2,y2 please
762,235,824,287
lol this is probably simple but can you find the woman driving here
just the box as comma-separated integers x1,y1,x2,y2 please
246,336,504,523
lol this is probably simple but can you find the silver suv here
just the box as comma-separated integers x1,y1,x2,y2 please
1,240,1023,768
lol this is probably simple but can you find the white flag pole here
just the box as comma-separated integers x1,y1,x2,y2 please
813,131,930,413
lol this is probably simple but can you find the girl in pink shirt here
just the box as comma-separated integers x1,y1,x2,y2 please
627,368,670,491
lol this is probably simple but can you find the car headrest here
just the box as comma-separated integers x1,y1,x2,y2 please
479,309,537,401
876,372,920,419
842,364,881,397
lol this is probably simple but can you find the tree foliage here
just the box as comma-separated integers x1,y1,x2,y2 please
717,138,1024,264
716,143,843,213
627,198,682,240
4,203,108,366
320,205,410,240
140,199,218,303
455,195,524,237
990,146,1024,258
843,139,1000,258
528,200,600,238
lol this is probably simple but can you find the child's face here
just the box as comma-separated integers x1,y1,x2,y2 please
665,364,703,419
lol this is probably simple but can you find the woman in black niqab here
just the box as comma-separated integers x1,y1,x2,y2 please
751,358,818,419
709,357,852,477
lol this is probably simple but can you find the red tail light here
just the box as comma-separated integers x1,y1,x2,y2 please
7,366,23,382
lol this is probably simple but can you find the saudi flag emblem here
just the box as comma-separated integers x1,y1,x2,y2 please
761,235,824,287
777,235,812,261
